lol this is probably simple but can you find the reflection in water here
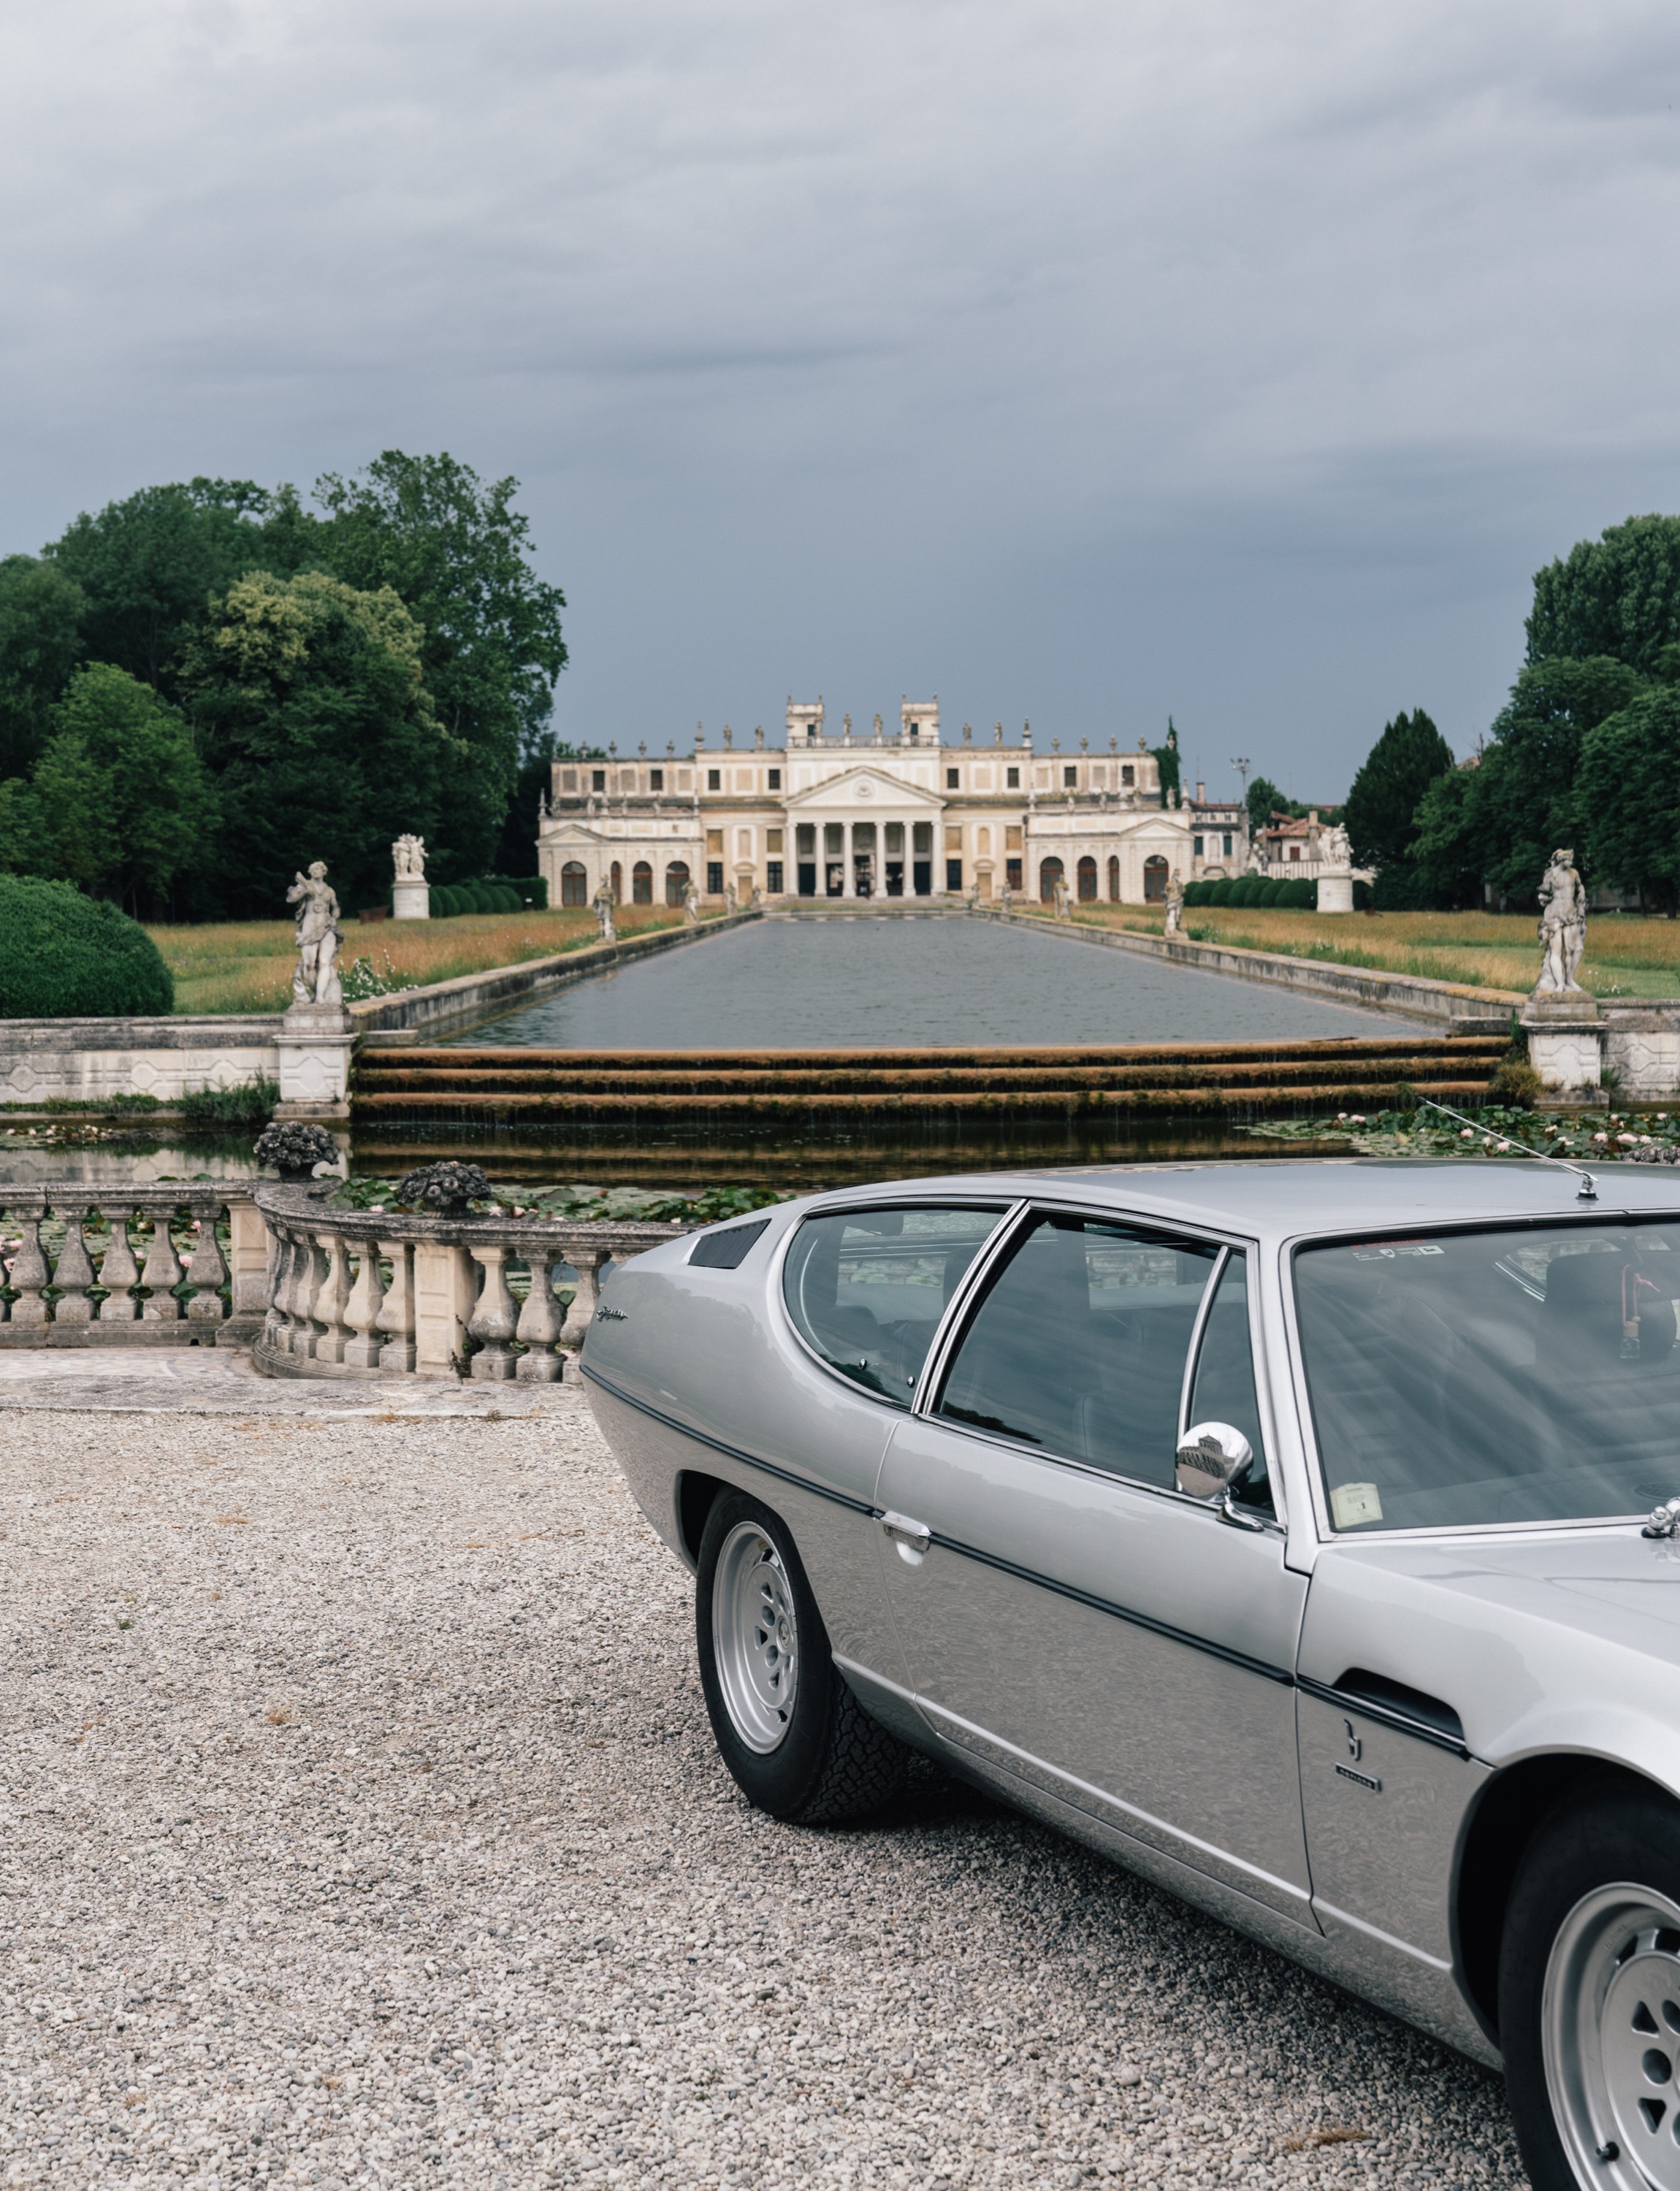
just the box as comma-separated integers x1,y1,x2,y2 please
445,915,1419,1050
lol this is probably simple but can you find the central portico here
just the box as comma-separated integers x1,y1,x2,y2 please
784,767,947,898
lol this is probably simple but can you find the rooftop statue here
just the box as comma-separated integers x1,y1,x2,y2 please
286,862,343,1007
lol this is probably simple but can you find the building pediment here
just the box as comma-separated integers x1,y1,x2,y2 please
783,767,945,812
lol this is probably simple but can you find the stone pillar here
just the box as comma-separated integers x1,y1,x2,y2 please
413,1239,476,1377
392,879,430,920
1524,993,1605,1100
842,824,856,898
276,1004,354,1123
560,1250,610,1350
226,1201,273,1328
1316,875,1354,914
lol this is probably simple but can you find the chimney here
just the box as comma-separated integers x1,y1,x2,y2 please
1195,781,1205,803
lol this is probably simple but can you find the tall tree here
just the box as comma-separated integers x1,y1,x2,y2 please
307,453,567,878
1576,684,1680,912
1343,708,1454,906
1527,515,1680,675
43,478,299,695
30,664,214,913
180,570,454,917
0,556,86,779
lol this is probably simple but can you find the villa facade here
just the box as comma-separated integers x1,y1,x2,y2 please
538,699,1248,911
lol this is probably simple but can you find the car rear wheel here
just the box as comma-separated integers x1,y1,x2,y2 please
1502,1780,1680,2191
695,1488,909,1824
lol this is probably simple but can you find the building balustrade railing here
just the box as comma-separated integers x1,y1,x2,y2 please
0,1184,270,1345
251,1183,687,1383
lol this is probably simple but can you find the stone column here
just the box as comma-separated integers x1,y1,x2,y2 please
559,1250,610,1350
275,1003,354,1123
392,879,430,920
842,823,856,898
226,1201,273,1328
375,1240,416,1372
467,1244,518,1380
413,1239,476,1376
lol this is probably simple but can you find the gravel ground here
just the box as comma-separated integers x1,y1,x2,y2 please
0,1393,1524,2190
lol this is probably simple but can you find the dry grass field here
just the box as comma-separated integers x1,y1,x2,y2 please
150,906,692,1014
1053,903,1680,1001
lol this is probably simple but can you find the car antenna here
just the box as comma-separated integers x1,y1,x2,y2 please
1412,1093,1597,1201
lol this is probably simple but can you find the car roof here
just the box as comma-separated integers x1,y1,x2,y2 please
813,1158,1680,1247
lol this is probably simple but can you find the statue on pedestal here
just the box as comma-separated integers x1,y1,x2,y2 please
286,863,343,1006
1164,869,1185,937
592,877,617,946
1533,848,1588,999
684,882,700,925
1053,876,1071,922
392,833,427,881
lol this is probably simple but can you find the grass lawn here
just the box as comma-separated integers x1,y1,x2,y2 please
1034,903,1680,1001
150,906,696,1014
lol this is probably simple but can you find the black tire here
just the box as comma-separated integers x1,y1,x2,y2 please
1501,1775,1680,2191
695,1487,909,1824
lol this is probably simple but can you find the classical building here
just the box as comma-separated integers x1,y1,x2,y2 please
538,700,1248,910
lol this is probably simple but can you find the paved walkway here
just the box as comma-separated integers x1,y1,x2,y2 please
0,1347,572,1418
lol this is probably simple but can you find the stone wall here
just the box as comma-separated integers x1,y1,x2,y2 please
0,1017,283,1104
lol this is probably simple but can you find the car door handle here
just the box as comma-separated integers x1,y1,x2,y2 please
879,1511,932,1562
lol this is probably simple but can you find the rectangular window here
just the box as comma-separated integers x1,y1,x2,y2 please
1194,835,1204,857
592,771,606,792
561,770,577,792
768,769,782,790
1064,765,1077,788
1006,857,1023,890
1121,765,1134,786
649,769,664,790
706,861,724,895
945,859,963,892
947,768,960,789
706,829,723,854
1006,766,1020,789
1223,833,1233,857
766,860,784,893
766,829,784,854
707,768,721,791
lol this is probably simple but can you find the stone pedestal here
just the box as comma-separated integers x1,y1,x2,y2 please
392,880,430,920
1316,874,1354,914
275,1004,354,1120
1524,990,1603,1098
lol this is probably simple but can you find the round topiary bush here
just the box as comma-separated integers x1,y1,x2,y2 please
1280,878,1316,909
429,885,458,917
0,875,174,1017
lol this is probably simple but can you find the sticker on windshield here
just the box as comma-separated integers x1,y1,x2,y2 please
1348,1244,1445,1261
1331,1482,1384,1528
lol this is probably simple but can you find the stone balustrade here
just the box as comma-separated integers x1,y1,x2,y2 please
0,1184,270,1345
251,1182,686,1382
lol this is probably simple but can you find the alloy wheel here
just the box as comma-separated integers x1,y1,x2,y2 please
711,1520,799,1754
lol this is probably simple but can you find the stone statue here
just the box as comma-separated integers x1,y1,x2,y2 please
1324,822,1353,870
1534,848,1588,997
723,882,737,914
592,877,617,946
684,882,700,925
1001,883,1012,914
1245,841,1264,876
1053,876,1071,922
392,833,427,882
286,863,343,1006
1164,869,1185,937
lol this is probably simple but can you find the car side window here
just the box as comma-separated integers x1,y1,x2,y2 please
782,1206,1009,1408
933,1211,1218,1487
1185,1250,1273,1515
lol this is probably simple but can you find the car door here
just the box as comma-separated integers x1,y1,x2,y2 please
876,1204,1316,1927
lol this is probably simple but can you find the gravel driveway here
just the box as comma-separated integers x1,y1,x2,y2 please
0,1393,1523,2189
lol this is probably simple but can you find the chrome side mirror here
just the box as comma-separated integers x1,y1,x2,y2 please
1176,1420,1254,1503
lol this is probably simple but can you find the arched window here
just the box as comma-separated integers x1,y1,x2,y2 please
632,861,653,905
1077,855,1097,902
1039,856,1065,903
1143,854,1169,903
560,861,587,908
1107,854,1120,902
665,861,690,906
610,860,622,901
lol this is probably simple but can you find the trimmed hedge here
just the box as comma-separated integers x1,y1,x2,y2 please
0,876,174,1017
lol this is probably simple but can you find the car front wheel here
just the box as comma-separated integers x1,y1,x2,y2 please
695,1488,909,1824
1503,1778,1680,2191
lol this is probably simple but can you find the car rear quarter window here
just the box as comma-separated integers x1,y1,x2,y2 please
782,1206,1009,1407
934,1212,1219,1486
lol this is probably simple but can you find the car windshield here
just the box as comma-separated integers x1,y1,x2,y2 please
1295,1220,1680,1532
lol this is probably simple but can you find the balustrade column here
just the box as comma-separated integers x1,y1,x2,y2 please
467,1244,518,1380
341,1238,386,1369
311,1234,351,1364
140,1212,184,1322
559,1250,611,1350
291,1232,329,1358
375,1242,416,1372
52,1202,96,1325
8,1220,50,1326
514,1254,565,1381
96,1206,140,1323
185,1200,229,1325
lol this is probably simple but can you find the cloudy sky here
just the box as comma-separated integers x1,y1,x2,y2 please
4,1,1679,798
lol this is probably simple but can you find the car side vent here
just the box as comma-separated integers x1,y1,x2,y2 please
1335,1667,1465,1745
688,1220,771,1271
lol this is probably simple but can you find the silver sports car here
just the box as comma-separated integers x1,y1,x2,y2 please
584,1158,1680,2191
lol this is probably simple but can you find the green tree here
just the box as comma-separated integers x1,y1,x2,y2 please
0,556,86,779
181,570,454,917
1576,685,1680,911
1245,775,1286,836
0,779,54,876
1343,708,1454,904
307,453,567,878
43,478,307,695
1527,515,1680,674
30,664,214,912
